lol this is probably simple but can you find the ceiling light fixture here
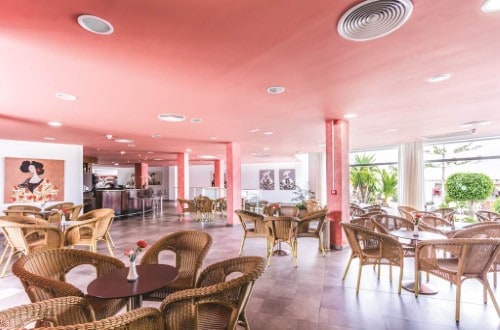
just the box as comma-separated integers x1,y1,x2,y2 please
191,118,203,123
127,144,135,147
343,113,357,119
427,73,451,83
209,137,218,140
482,0,500,12
106,134,113,140
48,121,62,127
267,86,285,94
43,137,55,140
460,120,492,128
385,128,399,132
114,138,134,143
249,128,260,133
151,134,161,138
198,155,217,159
55,92,78,101
157,113,186,122
185,148,192,153
77,15,114,35
120,151,126,155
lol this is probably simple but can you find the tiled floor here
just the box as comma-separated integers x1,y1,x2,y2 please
0,202,499,329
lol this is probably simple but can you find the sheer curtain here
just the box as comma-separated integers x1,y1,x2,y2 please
398,140,424,209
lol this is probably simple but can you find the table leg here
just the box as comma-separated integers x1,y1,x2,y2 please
402,271,438,295
129,295,142,310
273,241,290,256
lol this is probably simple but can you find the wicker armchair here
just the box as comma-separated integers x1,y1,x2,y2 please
11,249,127,320
177,198,197,221
264,216,299,267
371,214,415,257
279,205,300,217
397,208,414,222
304,199,322,213
71,208,115,255
263,203,280,216
419,215,453,234
63,204,83,220
297,209,328,256
160,256,266,330
350,204,366,217
342,223,405,294
0,296,95,328
432,207,455,223
397,205,418,214
0,297,165,330
6,204,42,212
194,196,214,221
415,238,500,322
234,210,266,256
45,202,75,212
476,210,500,222
140,230,213,301
0,219,64,277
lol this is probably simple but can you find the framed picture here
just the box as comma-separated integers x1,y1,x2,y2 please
148,171,162,185
4,157,65,203
259,169,275,190
279,169,296,190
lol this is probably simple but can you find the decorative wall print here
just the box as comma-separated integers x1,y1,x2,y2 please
148,171,162,185
259,169,275,190
5,157,64,203
279,169,296,190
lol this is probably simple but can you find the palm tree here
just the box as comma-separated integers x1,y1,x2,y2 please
350,154,378,203
377,167,398,206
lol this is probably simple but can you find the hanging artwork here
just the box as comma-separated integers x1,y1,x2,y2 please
148,171,162,185
259,169,275,190
4,157,64,203
279,169,296,190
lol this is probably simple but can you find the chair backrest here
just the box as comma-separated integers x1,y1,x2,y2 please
264,216,299,241
452,222,500,239
7,204,41,212
397,205,418,213
63,204,83,220
342,222,403,259
91,209,115,239
297,209,328,234
279,205,300,217
0,296,95,328
419,215,453,233
12,249,125,303
371,214,414,234
177,199,196,213
45,202,75,212
476,210,500,222
0,220,64,253
3,209,44,218
398,208,414,221
411,210,439,218
304,200,322,213
350,204,366,217
349,216,376,230
77,208,114,221
140,230,213,288
445,238,500,276
235,209,266,235
263,203,280,216
160,256,265,330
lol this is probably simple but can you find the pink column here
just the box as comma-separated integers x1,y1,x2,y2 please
177,153,189,212
325,119,350,250
225,142,241,226
213,160,224,187
134,163,148,189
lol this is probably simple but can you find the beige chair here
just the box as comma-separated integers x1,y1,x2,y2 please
398,208,414,222
140,230,213,301
476,210,500,222
194,196,214,221
63,204,83,220
342,223,404,294
212,197,227,217
0,297,164,329
177,198,197,221
12,249,128,320
350,204,366,217
263,203,280,216
415,237,500,322
279,205,300,217
432,207,455,223
264,216,299,267
235,209,267,256
397,205,418,214
77,208,115,250
6,204,42,212
371,214,415,257
160,256,265,330
45,202,75,212
0,219,64,277
304,199,322,213
419,215,453,234
297,209,328,256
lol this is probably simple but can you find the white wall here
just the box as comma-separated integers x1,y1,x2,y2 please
0,140,83,210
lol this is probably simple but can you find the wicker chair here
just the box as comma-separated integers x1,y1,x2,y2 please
304,199,322,213
11,249,127,320
415,237,500,322
212,197,227,217
63,204,83,220
279,205,300,217
45,202,75,212
264,216,299,267
419,215,453,234
350,204,366,218
160,256,265,330
371,214,415,257
398,208,414,222
6,204,42,212
397,205,418,214
73,208,115,254
140,230,213,301
234,210,266,256
263,203,280,216
476,210,500,222
177,198,197,221
297,209,328,256
342,223,404,294
0,219,64,277
194,196,214,221
0,297,165,330
0,296,95,328
432,207,455,223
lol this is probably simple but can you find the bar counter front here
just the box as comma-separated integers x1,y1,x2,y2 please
95,189,153,217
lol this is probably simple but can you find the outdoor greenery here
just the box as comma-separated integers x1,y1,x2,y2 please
445,172,494,215
493,198,500,213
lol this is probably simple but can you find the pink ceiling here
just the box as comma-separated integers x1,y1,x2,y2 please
1,1,500,166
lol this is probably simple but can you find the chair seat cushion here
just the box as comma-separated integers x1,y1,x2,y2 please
85,295,127,320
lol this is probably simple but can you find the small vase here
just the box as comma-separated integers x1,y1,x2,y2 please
127,260,139,281
413,224,419,237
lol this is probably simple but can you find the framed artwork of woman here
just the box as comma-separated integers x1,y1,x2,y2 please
4,157,64,203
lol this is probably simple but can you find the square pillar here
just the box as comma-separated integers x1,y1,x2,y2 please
177,152,189,201
213,159,224,188
225,143,241,226
134,163,148,189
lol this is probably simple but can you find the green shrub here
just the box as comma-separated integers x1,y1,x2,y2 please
493,198,500,213
445,172,494,202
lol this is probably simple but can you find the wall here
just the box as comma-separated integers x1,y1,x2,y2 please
0,140,83,210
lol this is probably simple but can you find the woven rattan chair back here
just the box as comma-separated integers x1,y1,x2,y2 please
45,202,75,212
235,210,266,256
140,230,213,301
297,209,328,256
419,215,453,234
160,256,265,330
279,205,300,217
12,249,127,320
350,204,366,217
264,216,299,266
7,205,42,212
476,210,500,222
371,214,414,234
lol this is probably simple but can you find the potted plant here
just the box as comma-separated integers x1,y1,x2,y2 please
292,186,315,214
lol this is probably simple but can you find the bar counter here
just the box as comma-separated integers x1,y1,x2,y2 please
95,189,153,217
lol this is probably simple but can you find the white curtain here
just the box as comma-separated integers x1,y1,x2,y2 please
398,140,424,209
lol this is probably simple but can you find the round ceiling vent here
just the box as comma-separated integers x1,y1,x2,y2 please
77,15,114,35
338,0,413,41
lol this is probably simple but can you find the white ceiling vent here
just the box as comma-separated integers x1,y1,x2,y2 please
338,0,413,41
422,129,476,141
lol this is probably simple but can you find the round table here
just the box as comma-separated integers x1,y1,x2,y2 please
87,264,179,309
390,229,447,295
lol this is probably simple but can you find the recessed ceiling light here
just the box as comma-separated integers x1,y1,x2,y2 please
198,155,217,159
43,137,55,140
106,134,113,140
114,162,119,166
385,128,399,132
460,120,492,128
157,113,186,122
263,131,274,135
209,137,218,140
127,144,135,147
185,148,192,153
263,147,270,151
343,113,357,119
120,151,126,155
55,92,78,101
482,0,500,12
267,86,285,94
249,128,260,133
77,15,114,35
427,73,451,83
114,138,134,143
48,121,62,127
151,134,162,138
153,158,164,161
147,151,154,154
191,118,202,123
